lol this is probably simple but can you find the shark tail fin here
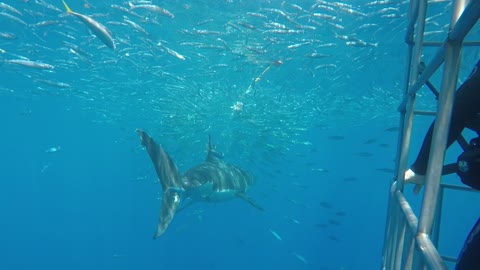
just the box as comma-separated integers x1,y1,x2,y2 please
136,129,183,239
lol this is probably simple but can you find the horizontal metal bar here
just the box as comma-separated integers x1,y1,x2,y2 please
440,183,480,192
441,255,458,263
405,1,480,98
424,41,480,47
407,45,445,96
414,110,436,116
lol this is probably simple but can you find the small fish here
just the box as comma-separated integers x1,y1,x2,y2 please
319,201,333,209
384,126,399,132
292,252,308,265
291,218,300,224
62,0,115,49
128,2,174,18
33,20,60,27
5,59,54,70
354,152,374,157
123,18,149,36
329,219,341,226
376,168,394,173
0,32,17,39
328,235,339,241
0,2,22,16
0,11,27,26
305,53,330,58
157,42,185,60
35,79,70,88
363,138,378,144
270,229,282,241
45,146,61,153
246,12,268,19
343,177,357,182
40,164,49,173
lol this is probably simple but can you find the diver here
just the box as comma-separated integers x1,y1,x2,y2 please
404,58,480,191
403,59,480,270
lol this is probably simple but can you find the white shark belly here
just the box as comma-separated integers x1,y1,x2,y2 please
188,182,239,202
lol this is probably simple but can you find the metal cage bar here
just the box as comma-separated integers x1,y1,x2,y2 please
381,0,480,269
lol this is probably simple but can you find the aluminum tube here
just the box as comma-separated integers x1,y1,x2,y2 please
411,0,429,86
442,255,458,262
407,45,445,96
395,190,419,233
441,183,480,192
390,206,402,270
424,41,480,47
403,225,415,269
450,0,468,29
384,184,399,270
395,223,407,270
416,233,449,270
431,187,444,247
382,183,398,269
396,0,430,192
394,37,416,192
449,0,480,44
405,0,420,44
414,110,437,116
418,37,462,236
405,0,480,97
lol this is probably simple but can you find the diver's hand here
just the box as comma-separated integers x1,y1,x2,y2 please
404,169,425,195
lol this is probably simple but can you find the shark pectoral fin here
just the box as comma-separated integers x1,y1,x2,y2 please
236,193,264,212
154,189,181,239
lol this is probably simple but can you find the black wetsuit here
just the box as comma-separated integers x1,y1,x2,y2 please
456,217,480,270
410,59,480,175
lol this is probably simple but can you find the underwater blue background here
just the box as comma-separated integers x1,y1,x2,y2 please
1,0,480,269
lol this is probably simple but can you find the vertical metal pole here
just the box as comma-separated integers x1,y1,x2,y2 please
403,225,415,269
417,0,465,247
382,0,421,267
396,0,429,192
390,206,401,270
432,186,445,247
395,221,407,270
384,192,396,269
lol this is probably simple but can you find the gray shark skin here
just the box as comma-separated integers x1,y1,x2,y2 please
136,129,263,239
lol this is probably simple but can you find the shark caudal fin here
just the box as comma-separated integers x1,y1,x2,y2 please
136,129,183,239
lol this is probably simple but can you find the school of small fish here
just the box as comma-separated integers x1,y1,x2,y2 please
0,0,455,158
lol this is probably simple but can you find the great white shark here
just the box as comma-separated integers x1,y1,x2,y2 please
136,129,263,239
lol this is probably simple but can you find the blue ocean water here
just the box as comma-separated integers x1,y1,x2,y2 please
1,0,480,269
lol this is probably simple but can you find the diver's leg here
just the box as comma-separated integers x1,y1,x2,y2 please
456,216,480,270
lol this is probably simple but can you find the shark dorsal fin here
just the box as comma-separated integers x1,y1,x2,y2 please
206,135,224,161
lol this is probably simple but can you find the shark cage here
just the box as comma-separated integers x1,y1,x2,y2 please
381,0,480,269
